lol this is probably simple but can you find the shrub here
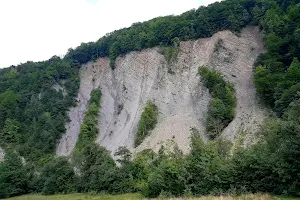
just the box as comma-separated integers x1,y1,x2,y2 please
134,101,158,147
75,89,101,151
39,157,76,195
159,37,180,74
0,151,28,198
159,46,179,65
198,67,236,139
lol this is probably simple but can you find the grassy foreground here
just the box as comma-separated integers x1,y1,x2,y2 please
4,193,299,200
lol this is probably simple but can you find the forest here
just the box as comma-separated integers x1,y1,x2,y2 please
0,0,300,198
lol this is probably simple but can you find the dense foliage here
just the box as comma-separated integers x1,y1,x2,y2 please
254,1,300,115
134,101,158,147
199,67,236,139
0,151,29,198
37,157,76,195
64,0,265,68
75,89,101,151
2,110,298,198
73,144,116,193
0,56,79,164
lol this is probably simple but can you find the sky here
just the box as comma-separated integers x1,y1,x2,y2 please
0,0,218,68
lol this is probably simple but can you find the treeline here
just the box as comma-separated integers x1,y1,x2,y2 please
65,0,268,68
254,0,300,116
0,56,79,164
1,105,299,198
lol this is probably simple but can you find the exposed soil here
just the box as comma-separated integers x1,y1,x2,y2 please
56,26,266,157
0,147,4,161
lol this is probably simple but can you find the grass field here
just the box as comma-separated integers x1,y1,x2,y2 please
4,193,300,200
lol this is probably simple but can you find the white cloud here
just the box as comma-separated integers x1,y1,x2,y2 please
0,0,217,68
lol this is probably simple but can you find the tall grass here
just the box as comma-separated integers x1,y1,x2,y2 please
6,193,298,200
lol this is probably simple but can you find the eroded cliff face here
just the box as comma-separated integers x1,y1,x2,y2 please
0,147,4,161
56,26,265,157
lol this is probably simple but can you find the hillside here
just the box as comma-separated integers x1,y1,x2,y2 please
57,26,265,156
0,0,300,199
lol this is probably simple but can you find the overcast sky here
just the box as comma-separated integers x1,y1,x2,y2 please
0,0,217,68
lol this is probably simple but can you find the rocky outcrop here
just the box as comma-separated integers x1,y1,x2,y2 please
0,147,4,161
56,26,265,156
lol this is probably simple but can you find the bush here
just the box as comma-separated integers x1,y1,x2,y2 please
134,101,158,147
39,157,76,195
0,151,29,198
76,89,101,151
73,143,116,193
198,67,236,139
274,83,300,115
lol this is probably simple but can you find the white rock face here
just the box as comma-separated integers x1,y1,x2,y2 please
0,147,4,161
52,81,67,97
56,26,266,156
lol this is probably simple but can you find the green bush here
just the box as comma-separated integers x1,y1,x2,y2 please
73,143,116,193
163,46,179,64
274,83,300,115
75,89,101,151
0,151,29,198
159,46,179,74
39,157,76,195
134,101,158,147
198,67,236,139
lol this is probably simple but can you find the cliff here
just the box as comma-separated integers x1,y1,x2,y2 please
56,26,266,156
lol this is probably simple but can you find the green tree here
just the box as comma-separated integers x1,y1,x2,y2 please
0,151,28,198
135,101,158,147
39,157,76,195
115,146,132,166
73,143,116,193
146,145,185,197
286,58,300,84
0,119,21,144
76,89,101,151
198,67,236,138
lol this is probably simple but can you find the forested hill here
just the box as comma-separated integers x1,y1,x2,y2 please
0,0,300,198
65,0,262,67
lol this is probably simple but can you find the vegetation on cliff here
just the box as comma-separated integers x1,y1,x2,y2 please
134,101,158,147
64,0,262,68
75,89,101,151
0,57,79,164
198,67,236,139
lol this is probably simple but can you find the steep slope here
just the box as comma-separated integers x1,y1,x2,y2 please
0,147,4,161
57,26,265,156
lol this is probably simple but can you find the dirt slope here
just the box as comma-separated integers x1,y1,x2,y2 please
0,147,4,161
56,26,265,156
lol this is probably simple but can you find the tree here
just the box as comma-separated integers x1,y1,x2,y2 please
0,119,21,144
0,151,28,198
135,101,158,147
115,146,132,166
73,143,116,193
38,157,76,195
185,129,231,195
286,58,300,84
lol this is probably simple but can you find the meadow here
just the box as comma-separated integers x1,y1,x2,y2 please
5,193,299,200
